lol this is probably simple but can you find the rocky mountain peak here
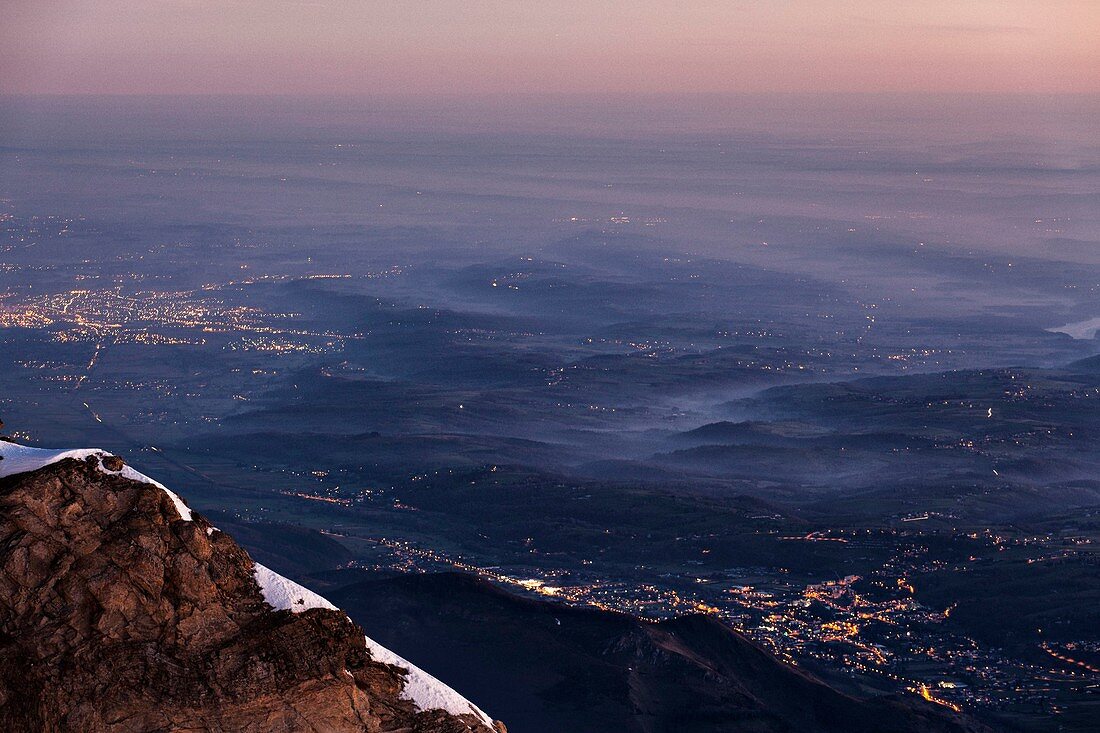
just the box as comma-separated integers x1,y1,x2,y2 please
0,440,504,733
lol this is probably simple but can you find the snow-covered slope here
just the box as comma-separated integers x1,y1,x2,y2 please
253,562,340,613
0,439,495,729
361,633,496,726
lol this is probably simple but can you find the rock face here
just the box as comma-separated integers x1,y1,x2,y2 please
0,447,503,733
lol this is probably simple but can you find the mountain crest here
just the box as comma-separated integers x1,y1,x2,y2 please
0,439,503,733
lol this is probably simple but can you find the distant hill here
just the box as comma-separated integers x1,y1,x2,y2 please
330,571,988,733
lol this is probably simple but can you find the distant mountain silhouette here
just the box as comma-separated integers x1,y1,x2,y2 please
331,572,989,733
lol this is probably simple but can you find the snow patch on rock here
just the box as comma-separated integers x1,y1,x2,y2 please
251,562,493,725
253,562,339,613
0,441,192,521
363,633,495,728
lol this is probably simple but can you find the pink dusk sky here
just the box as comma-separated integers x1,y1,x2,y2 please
2,0,1097,95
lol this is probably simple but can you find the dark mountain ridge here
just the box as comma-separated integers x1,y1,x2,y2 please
330,571,990,733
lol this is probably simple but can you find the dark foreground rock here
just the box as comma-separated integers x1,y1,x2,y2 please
0,454,502,733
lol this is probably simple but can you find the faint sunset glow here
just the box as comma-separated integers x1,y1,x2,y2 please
1,0,1097,94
